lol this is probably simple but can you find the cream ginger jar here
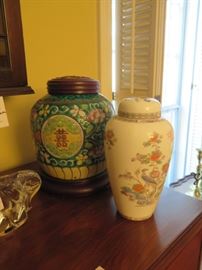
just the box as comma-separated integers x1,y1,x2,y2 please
104,97,174,221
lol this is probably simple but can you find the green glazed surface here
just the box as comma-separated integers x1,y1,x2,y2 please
31,94,114,180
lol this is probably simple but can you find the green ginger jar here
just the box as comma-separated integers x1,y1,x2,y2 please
31,76,114,195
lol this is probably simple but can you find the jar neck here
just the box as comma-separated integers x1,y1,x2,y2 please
118,110,161,121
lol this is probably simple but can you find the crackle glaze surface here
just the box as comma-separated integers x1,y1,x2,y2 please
31,94,114,181
104,97,174,221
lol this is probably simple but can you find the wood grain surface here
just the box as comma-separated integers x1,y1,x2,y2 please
0,162,201,270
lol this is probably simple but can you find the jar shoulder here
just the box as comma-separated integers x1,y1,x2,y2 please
106,116,173,131
35,93,111,104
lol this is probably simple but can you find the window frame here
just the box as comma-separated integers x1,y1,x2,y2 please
99,0,112,100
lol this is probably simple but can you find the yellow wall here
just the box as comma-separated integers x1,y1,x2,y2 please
0,0,100,171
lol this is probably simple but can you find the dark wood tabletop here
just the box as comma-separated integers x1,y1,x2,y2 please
0,163,202,270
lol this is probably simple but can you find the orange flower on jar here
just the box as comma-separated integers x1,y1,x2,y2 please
149,133,159,143
133,183,145,193
162,163,169,174
150,150,162,162
87,109,105,123
105,130,114,140
150,169,160,178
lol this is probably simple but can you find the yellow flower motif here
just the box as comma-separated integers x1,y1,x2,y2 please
75,153,88,165
39,105,50,117
70,105,86,118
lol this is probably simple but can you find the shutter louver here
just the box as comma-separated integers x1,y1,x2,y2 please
116,0,166,100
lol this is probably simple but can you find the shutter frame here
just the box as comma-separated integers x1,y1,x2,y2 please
116,0,166,101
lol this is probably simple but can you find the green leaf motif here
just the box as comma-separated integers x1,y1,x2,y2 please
84,142,93,149
85,124,94,134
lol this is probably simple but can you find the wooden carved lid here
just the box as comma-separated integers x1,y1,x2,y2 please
47,76,100,94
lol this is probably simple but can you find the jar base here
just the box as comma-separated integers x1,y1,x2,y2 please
39,168,109,196
118,211,153,221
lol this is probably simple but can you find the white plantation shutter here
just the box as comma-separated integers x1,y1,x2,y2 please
115,0,166,100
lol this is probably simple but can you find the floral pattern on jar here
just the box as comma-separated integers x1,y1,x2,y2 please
31,94,114,180
104,129,117,150
120,131,173,206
